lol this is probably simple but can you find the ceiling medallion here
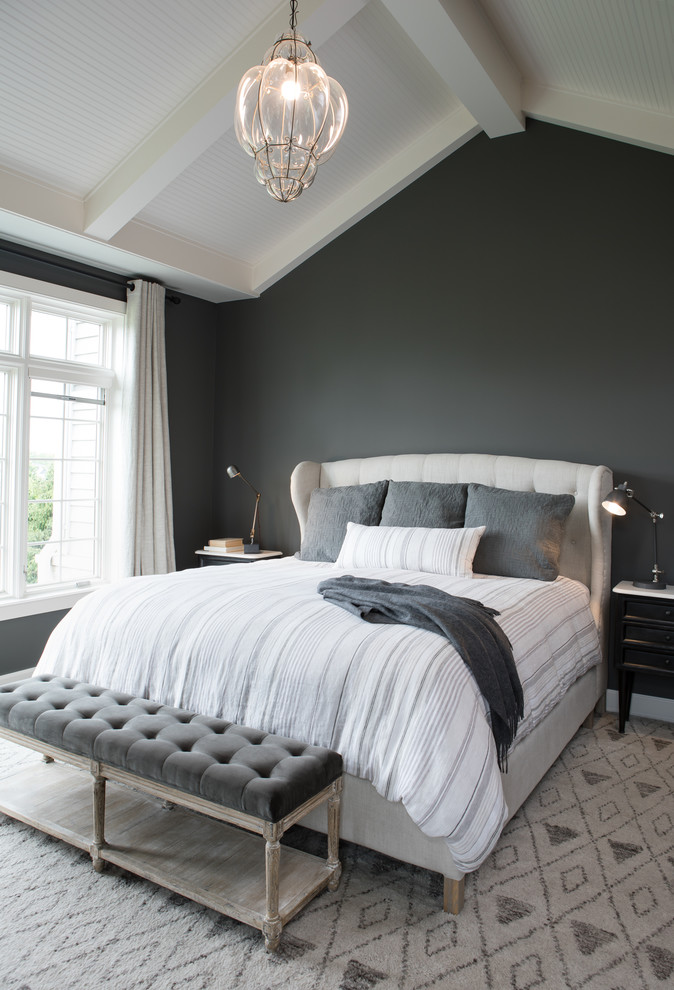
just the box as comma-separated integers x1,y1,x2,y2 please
235,0,348,203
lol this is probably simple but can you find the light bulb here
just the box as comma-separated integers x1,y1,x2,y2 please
281,79,300,101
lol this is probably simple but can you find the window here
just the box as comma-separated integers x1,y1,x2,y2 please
0,272,125,619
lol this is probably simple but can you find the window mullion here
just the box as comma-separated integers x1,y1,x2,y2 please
28,356,114,388
11,365,30,598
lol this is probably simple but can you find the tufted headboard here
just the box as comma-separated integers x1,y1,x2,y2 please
290,452,613,649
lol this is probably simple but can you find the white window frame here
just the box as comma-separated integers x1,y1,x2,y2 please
0,271,126,621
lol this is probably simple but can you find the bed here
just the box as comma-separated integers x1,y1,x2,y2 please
34,452,612,912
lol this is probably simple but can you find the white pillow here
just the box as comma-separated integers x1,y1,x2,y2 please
335,522,485,577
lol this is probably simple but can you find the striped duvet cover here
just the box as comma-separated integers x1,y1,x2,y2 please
35,558,601,871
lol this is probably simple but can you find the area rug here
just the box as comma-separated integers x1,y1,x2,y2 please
1,712,673,990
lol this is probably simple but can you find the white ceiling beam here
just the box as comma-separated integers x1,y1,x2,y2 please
381,0,523,138
253,106,480,294
0,167,84,236
108,220,255,301
0,166,255,302
0,204,256,303
83,0,369,243
524,82,674,157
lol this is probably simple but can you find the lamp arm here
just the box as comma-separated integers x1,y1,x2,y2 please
648,511,665,584
632,496,665,583
238,474,261,546
236,471,261,499
629,493,664,520
250,492,261,544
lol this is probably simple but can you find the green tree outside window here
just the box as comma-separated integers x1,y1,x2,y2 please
27,463,54,584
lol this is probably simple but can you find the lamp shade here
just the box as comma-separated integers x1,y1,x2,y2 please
601,483,629,516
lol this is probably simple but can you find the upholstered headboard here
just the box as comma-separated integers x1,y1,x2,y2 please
290,452,613,647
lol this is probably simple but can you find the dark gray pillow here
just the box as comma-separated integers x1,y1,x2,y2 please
380,481,467,529
464,483,575,581
298,481,389,562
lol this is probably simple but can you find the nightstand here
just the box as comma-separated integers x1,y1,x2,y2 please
610,581,674,732
196,549,283,566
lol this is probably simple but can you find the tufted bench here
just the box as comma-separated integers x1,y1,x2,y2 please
0,675,343,951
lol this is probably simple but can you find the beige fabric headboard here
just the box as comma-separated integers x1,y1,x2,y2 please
290,452,613,650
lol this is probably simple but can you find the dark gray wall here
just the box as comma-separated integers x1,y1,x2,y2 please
214,120,673,699
164,293,218,571
0,251,218,674
0,609,69,676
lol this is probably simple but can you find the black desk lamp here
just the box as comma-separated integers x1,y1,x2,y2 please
602,482,665,589
227,465,261,553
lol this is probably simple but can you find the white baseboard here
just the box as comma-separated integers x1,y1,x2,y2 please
606,688,674,725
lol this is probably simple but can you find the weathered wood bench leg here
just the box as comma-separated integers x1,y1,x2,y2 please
263,822,282,952
90,762,106,873
327,777,342,891
443,876,465,914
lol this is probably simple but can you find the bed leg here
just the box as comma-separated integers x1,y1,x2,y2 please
582,711,594,729
595,694,606,715
443,876,465,914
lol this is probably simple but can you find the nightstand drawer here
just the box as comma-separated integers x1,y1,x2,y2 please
624,624,674,647
623,600,674,624
621,648,674,673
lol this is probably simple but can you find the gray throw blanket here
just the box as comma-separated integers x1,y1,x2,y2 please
318,575,523,772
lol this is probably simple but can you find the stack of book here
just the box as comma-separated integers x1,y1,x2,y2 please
201,537,245,554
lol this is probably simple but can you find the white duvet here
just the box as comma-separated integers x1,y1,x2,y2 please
35,558,601,871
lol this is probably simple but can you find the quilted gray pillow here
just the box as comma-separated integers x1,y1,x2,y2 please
380,481,467,529
298,481,389,562
464,483,575,581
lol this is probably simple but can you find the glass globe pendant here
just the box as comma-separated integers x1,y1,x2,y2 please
235,0,348,203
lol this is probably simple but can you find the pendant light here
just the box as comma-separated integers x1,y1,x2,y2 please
235,0,348,203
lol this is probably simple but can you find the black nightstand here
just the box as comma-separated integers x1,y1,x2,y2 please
610,581,674,732
196,549,283,566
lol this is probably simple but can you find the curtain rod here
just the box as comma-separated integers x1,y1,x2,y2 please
0,242,180,304
126,281,181,305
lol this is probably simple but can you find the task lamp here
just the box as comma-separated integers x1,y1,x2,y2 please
227,465,261,553
602,482,665,589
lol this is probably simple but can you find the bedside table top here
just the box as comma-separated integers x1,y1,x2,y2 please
196,549,283,562
613,580,674,599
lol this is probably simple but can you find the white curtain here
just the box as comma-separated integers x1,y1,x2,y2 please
122,279,176,576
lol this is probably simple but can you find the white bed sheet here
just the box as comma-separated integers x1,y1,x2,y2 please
35,558,600,871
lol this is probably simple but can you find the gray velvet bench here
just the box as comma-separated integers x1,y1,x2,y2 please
0,675,343,951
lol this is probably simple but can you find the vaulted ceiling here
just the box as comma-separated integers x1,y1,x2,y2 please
0,0,671,302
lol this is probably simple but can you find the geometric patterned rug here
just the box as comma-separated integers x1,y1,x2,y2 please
1,712,673,990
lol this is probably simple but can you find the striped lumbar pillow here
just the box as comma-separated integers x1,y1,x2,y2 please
335,522,485,577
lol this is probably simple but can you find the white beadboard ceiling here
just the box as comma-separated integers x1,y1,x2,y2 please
0,0,671,302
